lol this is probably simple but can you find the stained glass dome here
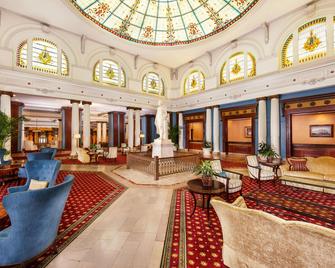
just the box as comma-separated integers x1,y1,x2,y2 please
69,0,259,46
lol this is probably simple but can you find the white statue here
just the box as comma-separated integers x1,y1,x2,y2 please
155,100,169,140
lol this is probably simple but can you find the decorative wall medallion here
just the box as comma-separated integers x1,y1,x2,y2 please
191,78,197,88
38,47,52,65
106,66,115,79
304,30,321,52
150,80,157,89
231,60,241,74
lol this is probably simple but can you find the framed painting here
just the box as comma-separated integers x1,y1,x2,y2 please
309,124,334,137
244,126,252,138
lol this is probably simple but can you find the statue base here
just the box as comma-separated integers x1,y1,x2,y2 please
152,139,174,158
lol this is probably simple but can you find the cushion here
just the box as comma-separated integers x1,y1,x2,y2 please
232,196,247,208
306,157,335,174
287,158,309,171
283,171,324,181
217,171,227,177
28,179,49,190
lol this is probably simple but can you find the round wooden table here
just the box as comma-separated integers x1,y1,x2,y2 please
187,178,225,223
258,159,283,180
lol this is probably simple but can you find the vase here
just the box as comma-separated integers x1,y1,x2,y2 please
201,175,213,187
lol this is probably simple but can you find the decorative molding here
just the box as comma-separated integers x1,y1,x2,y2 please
262,22,270,44
82,101,92,105
70,99,81,104
221,105,257,118
81,35,86,54
0,90,14,97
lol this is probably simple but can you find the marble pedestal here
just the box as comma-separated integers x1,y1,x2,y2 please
152,139,174,158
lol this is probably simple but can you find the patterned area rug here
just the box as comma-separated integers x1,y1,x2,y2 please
61,154,127,165
0,171,126,267
160,177,335,268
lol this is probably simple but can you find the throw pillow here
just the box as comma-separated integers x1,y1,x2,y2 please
232,196,248,208
28,179,49,190
287,158,309,171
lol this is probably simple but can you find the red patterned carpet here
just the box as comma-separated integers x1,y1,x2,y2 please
160,177,335,268
61,154,127,165
0,171,126,268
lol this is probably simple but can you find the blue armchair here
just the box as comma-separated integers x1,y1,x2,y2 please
40,147,57,159
0,175,74,266
0,148,11,166
9,160,61,194
18,152,55,179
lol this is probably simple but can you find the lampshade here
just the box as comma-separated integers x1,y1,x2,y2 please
139,133,145,138
74,133,81,139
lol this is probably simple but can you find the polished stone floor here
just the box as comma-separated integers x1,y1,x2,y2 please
47,164,174,268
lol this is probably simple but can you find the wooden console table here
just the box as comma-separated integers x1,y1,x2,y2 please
0,165,20,185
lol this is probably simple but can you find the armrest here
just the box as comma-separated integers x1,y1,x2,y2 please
222,169,243,180
247,164,261,170
7,184,29,194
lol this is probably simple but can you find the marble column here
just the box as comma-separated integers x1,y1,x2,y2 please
102,122,107,143
270,96,280,155
134,109,141,146
82,101,91,148
128,108,134,148
213,106,220,153
258,98,267,145
97,122,102,144
205,108,212,143
178,113,184,149
70,100,80,156
0,92,12,159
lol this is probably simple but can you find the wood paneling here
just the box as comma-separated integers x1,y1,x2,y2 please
292,144,335,157
184,112,205,150
227,142,253,155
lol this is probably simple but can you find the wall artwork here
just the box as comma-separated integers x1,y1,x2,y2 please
244,126,252,138
309,124,334,137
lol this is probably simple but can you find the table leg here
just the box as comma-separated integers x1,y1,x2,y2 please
190,191,197,217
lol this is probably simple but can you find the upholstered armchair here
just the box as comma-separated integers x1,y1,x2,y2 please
0,148,11,166
0,175,74,266
105,147,117,160
210,160,243,201
121,143,130,154
18,152,55,179
77,148,90,163
40,147,57,159
246,155,275,188
9,160,61,194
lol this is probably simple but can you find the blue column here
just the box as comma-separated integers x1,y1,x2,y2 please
266,98,271,145
108,112,113,147
280,103,286,159
219,120,223,152
117,113,121,147
141,116,147,144
17,104,24,151
171,112,177,128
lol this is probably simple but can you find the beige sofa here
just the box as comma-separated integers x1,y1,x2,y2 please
211,197,335,268
77,148,90,163
280,156,335,193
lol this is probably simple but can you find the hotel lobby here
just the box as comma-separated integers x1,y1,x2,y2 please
0,0,335,267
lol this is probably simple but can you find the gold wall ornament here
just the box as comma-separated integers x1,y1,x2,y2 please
304,30,321,52
231,60,241,74
191,78,197,88
150,79,157,89
38,47,52,65
106,66,115,79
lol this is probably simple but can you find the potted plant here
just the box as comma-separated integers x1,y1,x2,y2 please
168,125,179,151
202,141,212,158
0,111,24,163
258,142,279,163
193,160,215,187
90,143,98,152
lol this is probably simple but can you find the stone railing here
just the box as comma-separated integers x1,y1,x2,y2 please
127,152,200,180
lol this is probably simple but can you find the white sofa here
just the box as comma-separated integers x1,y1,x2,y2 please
77,148,90,163
211,197,335,268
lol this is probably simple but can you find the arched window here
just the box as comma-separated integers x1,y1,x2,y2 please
281,17,331,68
93,59,126,87
16,38,69,76
220,52,256,85
142,72,164,96
184,70,205,95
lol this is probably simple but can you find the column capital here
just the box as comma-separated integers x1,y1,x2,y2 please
82,101,92,105
257,97,267,102
0,91,14,97
269,95,280,100
70,99,81,104
127,106,141,110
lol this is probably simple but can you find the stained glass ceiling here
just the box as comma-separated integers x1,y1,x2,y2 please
69,0,259,46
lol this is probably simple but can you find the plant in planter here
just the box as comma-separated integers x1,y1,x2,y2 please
193,160,215,187
202,141,212,158
258,142,279,163
168,125,179,151
90,144,98,152
0,111,24,163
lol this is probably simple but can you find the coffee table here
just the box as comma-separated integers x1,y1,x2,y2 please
0,165,20,185
244,189,335,225
187,178,225,223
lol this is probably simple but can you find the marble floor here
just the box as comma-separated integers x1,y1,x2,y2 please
48,164,174,268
